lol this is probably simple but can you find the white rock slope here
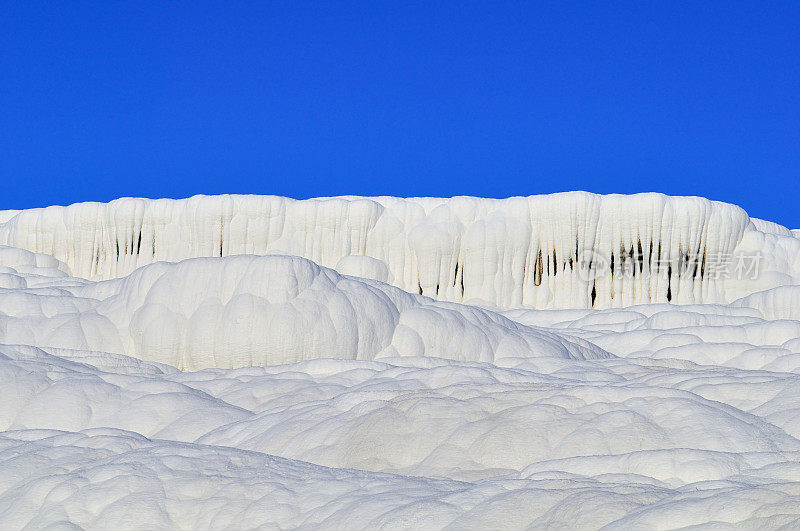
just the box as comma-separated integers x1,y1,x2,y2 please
1,193,800,529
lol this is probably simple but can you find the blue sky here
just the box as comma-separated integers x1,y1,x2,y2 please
2,1,799,226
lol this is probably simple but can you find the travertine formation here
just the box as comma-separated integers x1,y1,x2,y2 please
4,193,798,308
1,193,800,529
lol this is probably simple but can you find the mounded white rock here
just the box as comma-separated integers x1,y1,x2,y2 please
1,193,800,529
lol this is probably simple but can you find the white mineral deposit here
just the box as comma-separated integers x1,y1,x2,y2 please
2,193,800,528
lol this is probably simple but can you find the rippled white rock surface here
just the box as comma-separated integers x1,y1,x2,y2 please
1,193,800,529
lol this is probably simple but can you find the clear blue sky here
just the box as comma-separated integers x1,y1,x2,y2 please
2,1,799,226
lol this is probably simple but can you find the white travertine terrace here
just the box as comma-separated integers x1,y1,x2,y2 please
2,192,799,309
2,193,800,529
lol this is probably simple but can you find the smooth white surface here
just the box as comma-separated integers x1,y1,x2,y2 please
1,194,800,529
